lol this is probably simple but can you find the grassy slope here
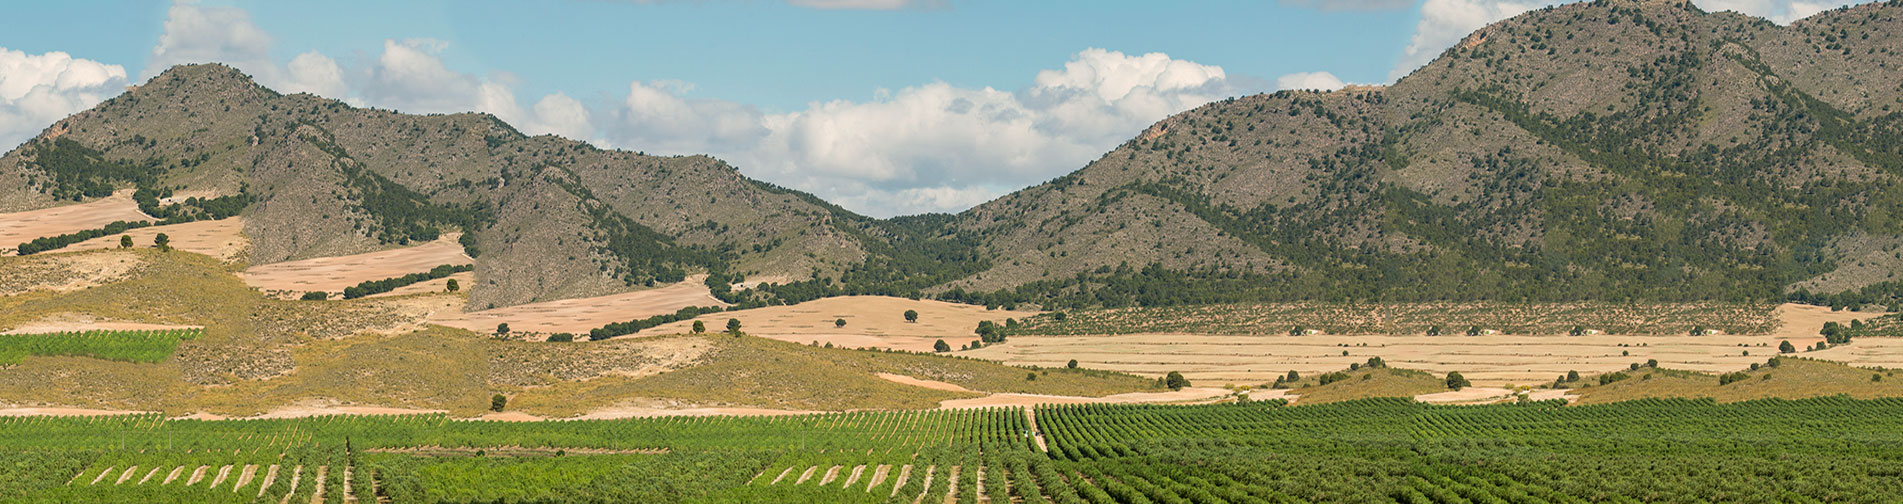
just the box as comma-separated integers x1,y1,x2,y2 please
1574,358,1903,405
0,249,1154,416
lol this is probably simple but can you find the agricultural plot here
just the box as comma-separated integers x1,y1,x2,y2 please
643,295,1041,352
57,217,249,262
426,275,725,335
974,304,1890,386
238,235,472,299
1014,302,1787,336
3,398,1902,502
0,329,201,365
0,192,150,256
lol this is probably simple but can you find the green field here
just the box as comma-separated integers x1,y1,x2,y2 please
0,329,201,365
6,396,1903,502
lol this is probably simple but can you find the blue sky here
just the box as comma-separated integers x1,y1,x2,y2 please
0,0,1872,216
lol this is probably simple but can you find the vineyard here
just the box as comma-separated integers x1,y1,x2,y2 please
0,329,201,365
1013,302,1781,336
4,396,1903,502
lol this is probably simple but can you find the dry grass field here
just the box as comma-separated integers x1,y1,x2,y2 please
427,276,726,335
59,217,248,261
964,304,1891,387
0,192,149,254
643,296,1041,352
238,234,471,297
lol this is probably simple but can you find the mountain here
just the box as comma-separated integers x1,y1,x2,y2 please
6,0,1903,312
0,65,965,310
945,0,1903,309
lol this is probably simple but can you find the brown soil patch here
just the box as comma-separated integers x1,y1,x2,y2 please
61,218,249,262
644,296,1040,352
429,275,724,335
239,234,471,297
0,191,149,254
966,304,1892,387
1,312,199,335
876,373,975,392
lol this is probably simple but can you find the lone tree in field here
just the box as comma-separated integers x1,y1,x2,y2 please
1026,372,1038,381
1445,371,1471,391
726,318,742,335
153,233,171,251
490,394,507,412
119,235,132,249
934,339,951,352
904,309,919,323
1779,340,1796,354
834,318,847,328
1164,371,1191,391
692,320,706,333
1285,370,1301,383
1566,370,1581,382
1067,359,1079,369
496,323,510,336
445,278,459,292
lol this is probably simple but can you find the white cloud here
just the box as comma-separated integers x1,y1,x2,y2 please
1695,0,1868,24
144,1,273,80
601,48,1249,216
0,48,129,153
1275,71,1347,91
1392,0,1556,82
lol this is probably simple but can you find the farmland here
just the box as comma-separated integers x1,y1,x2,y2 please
5,397,1903,502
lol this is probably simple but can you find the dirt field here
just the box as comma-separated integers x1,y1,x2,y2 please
0,191,149,254
643,296,1041,352
368,271,473,299
962,304,1891,387
59,217,249,261
1,312,198,335
427,276,725,335
238,234,471,297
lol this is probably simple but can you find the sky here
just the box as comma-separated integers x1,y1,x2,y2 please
0,0,1875,217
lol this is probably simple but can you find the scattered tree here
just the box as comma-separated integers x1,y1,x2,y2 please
490,394,508,412
692,320,706,333
300,291,327,301
1052,311,1067,322
934,339,950,353
1566,370,1580,382
1465,326,1483,337
1645,359,1658,368
153,233,170,251
496,323,510,336
727,318,742,335
1285,370,1301,382
1164,371,1191,391
1779,340,1796,353
548,333,574,342
834,318,847,328
118,235,132,249
1445,371,1471,390
1569,325,1586,336
1067,359,1079,369
1025,372,1038,381
1425,325,1442,336
445,278,459,292
904,309,919,323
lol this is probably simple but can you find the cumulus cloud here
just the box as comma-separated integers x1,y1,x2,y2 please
1275,71,1347,91
1695,0,1869,24
0,48,128,153
1278,0,1416,11
601,48,1250,216
144,1,350,101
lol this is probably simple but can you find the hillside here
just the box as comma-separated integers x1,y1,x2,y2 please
8,1,1903,314
948,0,1903,309
0,65,946,310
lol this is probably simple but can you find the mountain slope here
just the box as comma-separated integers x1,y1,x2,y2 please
949,0,1903,309
0,65,885,310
